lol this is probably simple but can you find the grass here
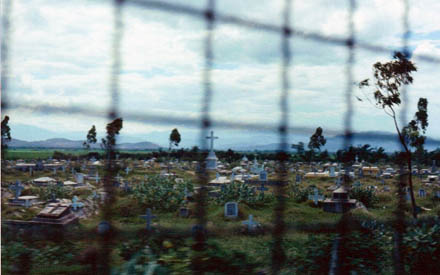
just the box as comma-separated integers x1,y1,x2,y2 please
3,161,440,273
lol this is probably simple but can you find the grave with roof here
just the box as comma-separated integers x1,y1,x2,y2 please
322,186,359,213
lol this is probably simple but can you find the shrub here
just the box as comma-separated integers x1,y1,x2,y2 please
131,176,193,212
350,187,378,208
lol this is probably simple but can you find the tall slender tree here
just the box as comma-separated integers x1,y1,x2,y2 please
359,52,427,218
1,116,11,160
83,125,97,150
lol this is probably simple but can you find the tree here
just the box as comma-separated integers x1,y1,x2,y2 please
308,127,326,153
358,51,425,218
169,128,181,150
83,125,97,150
291,141,305,155
101,118,123,152
1,116,11,160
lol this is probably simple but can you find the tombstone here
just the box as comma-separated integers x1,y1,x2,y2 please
29,167,33,176
205,131,219,170
224,202,238,218
95,172,100,184
329,166,336,177
139,208,156,230
353,181,362,188
242,214,259,232
216,172,220,180
48,191,59,203
179,207,189,218
418,189,426,198
71,196,84,211
230,172,235,182
61,165,66,172
92,191,101,200
76,173,84,185
358,168,364,178
405,191,411,201
308,188,324,206
383,186,391,192
259,170,268,182
257,182,268,192
125,167,131,175
123,181,131,192
53,167,57,175
9,181,24,200
432,160,437,173
295,174,302,184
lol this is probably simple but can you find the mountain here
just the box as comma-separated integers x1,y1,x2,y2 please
7,138,162,150
224,131,440,152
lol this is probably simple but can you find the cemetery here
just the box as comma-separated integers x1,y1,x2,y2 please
2,140,440,274
1,2,440,272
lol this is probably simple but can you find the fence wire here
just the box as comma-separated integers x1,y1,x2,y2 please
2,0,440,274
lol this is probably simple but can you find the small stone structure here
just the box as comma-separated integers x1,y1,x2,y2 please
322,186,358,213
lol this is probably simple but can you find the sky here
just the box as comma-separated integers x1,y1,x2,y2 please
2,0,440,148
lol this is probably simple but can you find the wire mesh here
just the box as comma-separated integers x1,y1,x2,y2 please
2,0,440,274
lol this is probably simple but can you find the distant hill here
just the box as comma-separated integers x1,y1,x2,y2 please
7,138,162,150
225,131,440,152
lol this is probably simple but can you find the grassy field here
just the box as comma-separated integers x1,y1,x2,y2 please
3,148,160,160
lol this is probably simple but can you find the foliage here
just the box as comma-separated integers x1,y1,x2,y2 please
349,187,378,208
403,223,440,274
101,118,123,152
115,238,258,274
169,128,181,149
2,241,80,274
287,234,333,274
1,115,11,159
339,229,391,274
291,185,313,203
308,127,326,152
83,125,97,150
131,176,193,212
402,97,429,152
37,185,69,201
359,52,421,218
215,182,269,206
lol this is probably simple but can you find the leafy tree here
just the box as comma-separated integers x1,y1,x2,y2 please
291,141,305,155
101,118,123,152
308,127,326,152
1,116,11,160
83,125,97,150
169,128,181,150
358,52,425,218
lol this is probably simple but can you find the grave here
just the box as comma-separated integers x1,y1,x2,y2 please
139,208,156,230
4,203,79,228
179,207,189,218
418,189,426,198
205,131,219,170
322,186,358,213
224,201,238,218
242,214,260,232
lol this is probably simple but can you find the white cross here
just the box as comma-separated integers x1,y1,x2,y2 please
206,131,218,151
71,196,84,211
242,214,258,231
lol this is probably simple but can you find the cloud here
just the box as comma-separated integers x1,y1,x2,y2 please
3,0,440,144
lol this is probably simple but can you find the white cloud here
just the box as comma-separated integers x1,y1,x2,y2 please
3,0,440,143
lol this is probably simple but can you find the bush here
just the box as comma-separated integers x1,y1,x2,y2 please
215,182,270,206
403,223,440,274
349,187,378,208
131,176,193,212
